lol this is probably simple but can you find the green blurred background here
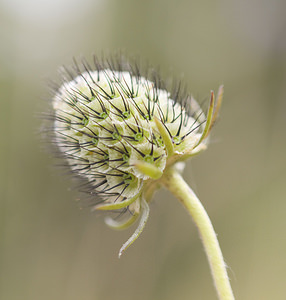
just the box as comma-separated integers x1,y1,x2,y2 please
1,0,286,299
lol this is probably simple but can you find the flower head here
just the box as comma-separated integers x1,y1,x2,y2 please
51,57,223,256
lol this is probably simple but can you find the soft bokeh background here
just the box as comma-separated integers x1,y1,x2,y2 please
1,0,286,299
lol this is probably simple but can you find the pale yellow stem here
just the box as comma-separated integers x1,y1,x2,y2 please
162,168,235,300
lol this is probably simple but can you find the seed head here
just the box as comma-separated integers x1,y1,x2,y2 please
50,57,223,256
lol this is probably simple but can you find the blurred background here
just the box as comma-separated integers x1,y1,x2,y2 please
1,0,286,299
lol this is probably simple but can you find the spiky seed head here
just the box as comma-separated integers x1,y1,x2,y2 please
50,57,222,255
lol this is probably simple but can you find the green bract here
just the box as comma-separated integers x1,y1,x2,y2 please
52,60,223,256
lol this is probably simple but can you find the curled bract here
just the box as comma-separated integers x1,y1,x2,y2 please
51,58,223,256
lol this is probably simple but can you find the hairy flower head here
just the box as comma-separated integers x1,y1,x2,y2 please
50,57,223,256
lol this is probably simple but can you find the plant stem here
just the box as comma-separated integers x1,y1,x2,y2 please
162,168,235,300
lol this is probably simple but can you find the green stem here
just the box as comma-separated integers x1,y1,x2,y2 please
162,168,235,300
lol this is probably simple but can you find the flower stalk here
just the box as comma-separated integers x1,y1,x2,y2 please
161,168,235,300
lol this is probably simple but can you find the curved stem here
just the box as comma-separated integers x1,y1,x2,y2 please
162,168,235,300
